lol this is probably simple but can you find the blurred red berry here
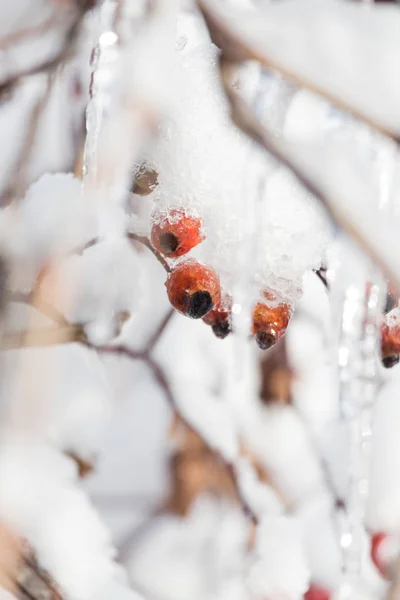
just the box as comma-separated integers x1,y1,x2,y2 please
371,532,393,579
381,320,400,368
165,259,221,319
203,294,232,339
252,296,291,350
304,585,330,600
151,209,204,258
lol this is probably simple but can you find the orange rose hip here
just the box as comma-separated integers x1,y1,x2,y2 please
202,294,232,339
252,299,291,350
166,259,221,319
381,320,400,368
151,209,204,258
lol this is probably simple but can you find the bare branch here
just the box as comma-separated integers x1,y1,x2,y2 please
146,309,174,353
1,324,85,350
146,355,259,525
0,74,54,207
8,290,69,327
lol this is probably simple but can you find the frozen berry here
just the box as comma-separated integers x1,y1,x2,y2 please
381,321,400,366
203,294,232,339
165,259,221,319
370,532,400,579
252,296,291,350
151,209,204,258
132,167,159,196
382,355,400,369
304,585,330,600
384,292,397,315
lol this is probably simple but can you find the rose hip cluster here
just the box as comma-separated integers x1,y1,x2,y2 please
150,208,291,349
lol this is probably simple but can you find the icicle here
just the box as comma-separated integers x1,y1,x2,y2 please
82,0,120,186
330,135,396,599
331,240,383,599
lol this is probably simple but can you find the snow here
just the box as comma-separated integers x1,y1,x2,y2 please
246,515,310,600
0,437,119,600
0,1,400,599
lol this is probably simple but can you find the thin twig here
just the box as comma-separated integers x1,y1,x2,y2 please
1,324,85,350
146,355,259,525
0,74,54,207
0,3,91,89
92,342,143,361
146,309,174,352
128,233,171,273
314,268,328,289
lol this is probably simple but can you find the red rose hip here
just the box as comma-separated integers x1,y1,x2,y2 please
151,208,204,258
203,294,232,339
252,296,291,350
381,319,400,368
165,259,221,319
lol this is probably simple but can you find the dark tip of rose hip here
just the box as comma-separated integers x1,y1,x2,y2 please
187,291,213,319
382,355,400,369
384,292,397,314
159,232,179,254
255,331,276,350
212,320,231,339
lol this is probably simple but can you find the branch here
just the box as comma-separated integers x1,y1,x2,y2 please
198,0,400,141
128,233,171,273
146,309,174,352
0,3,90,89
0,74,54,207
146,355,259,525
1,324,85,350
314,268,328,289
9,291,69,327
220,76,400,295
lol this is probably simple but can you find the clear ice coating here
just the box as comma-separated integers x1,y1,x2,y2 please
331,240,384,597
329,130,396,597
82,0,120,185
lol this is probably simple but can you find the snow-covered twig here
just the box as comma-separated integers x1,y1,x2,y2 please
220,76,400,294
199,0,400,140
0,75,54,207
